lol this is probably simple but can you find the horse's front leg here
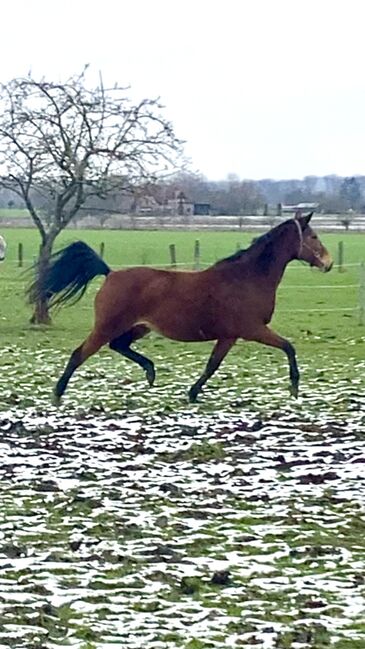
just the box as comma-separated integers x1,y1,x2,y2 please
189,338,236,403
251,326,299,397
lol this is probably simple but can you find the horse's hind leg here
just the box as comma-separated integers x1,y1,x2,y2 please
54,331,106,404
189,338,236,403
252,325,299,397
109,325,155,386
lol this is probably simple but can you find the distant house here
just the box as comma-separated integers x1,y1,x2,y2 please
166,192,211,216
282,202,318,214
165,191,194,216
133,195,161,214
134,190,211,217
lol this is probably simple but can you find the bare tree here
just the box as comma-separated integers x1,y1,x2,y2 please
0,68,183,323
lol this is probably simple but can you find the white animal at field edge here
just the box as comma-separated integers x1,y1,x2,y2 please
0,235,6,261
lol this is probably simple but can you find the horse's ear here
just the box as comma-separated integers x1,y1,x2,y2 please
295,211,313,230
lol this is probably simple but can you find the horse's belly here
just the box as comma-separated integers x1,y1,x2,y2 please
142,308,238,342
145,319,216,342
140,288,274,341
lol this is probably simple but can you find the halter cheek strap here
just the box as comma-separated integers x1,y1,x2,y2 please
293,218,303,256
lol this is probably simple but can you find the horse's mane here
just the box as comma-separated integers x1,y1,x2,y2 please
215,220,290,272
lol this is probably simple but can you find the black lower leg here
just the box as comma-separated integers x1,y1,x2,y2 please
109,328,155,386
189,339,235,403
54,347,83,402
189,367,213,403
283,341,300,397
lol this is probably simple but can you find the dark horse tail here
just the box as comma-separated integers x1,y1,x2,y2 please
28,241,111,309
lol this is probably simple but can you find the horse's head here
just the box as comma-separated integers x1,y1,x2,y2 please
294,213,333,272
0,235,6,262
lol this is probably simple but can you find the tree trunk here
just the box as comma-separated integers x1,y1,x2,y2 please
30,234,56,325
30,298,52,325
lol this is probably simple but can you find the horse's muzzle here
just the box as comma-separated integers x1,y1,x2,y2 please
319,253,333,273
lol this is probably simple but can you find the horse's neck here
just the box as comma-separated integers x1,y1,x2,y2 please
258,232,296,287
270,256,291,286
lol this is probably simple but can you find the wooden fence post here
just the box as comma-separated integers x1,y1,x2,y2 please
169,243,176,268
18,242,23,267
359,262,365,325
194,240,200,269
141,251,147,265
338,241,344,272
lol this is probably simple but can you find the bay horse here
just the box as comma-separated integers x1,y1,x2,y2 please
28,213,332,404
0,234,6,261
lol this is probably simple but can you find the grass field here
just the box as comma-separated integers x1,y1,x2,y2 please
0,227,364,649
0,208,29,218
1,227,365,354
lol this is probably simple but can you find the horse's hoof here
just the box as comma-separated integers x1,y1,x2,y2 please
145,365,156,387
52,392,62,407
289,385,299,398
188,387,199,403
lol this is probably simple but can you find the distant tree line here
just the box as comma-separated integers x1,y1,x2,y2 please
157,172,365,215
1,172,363,218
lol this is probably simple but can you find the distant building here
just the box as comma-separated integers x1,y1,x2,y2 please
193,202,211,216
133,195,161,214
134,190,211,217
165,191,194,216
282,202,318,215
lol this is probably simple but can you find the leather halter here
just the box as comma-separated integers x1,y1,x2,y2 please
293,218,303,257
293,218,326,267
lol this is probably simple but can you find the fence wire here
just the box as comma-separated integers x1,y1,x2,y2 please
3,255,364,317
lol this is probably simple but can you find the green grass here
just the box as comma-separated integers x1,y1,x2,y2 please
1,226,364,353
0,225,364,410
2,224,365,266
0,207,29,218
0,226,364,648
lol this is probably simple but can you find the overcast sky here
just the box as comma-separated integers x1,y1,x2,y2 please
1,0,364,180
